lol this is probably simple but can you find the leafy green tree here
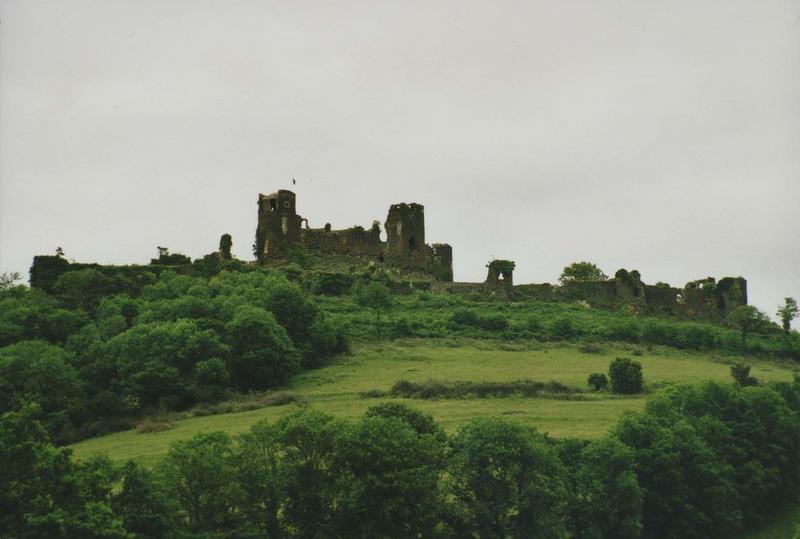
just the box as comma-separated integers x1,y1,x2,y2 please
614,414,741,538
729,363,758,386
306,315,343,368
236,411,343,536
0,405,127,538
96,294,140,331
355,281,393,338
53,268,114,311
365,402,446,441
0,287,89,346
263,278,318,345
0,271,22,290
157,431,242,533
0,404,73,535
587,373,608,391
560,437,643,539
727,305,770,348
777,297,799,335
234,420,285,536
104,319,227,409
331,415,447,537
224,305,299,390
559,261,608,285
448,418,568,538
609,357,644,394
113,461,178,538
0,341,84,439
644,382,800,524
192,358,231,402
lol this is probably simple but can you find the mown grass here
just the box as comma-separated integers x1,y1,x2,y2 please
70,338,797,467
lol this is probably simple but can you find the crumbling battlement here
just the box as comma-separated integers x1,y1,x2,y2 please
254,190,453,281
30,188,746,324
434,261,747,321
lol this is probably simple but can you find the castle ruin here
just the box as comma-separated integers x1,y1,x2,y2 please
28,188,748,322
254,189,454,281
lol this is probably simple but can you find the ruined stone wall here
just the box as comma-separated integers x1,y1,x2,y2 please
559,280,618,306
300,225,384,257
513,283,557,301
644,285,680,314
430,281,487,295
613,269,648,312
679,276,747,320
431,244,454,282
255,190,302,258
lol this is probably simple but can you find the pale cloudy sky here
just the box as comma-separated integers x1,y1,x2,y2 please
1,0,798,316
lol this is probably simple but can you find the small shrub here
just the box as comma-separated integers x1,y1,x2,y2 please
587,373,608,391
478,313,509,331
311,272,354,295
526,315,544,334
641,320,676,346
730,363,758,387
551,317,576,340
609,357,643,394
287,245,315,268
360,389,388,398
451,309,480,327
579,343,604,354
603,320,641,343
388,317,414,339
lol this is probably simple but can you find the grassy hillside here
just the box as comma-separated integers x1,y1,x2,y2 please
71,339,796,467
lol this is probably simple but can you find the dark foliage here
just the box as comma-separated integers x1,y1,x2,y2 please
609,357,644,394
587,372,609,391
3,378,800,538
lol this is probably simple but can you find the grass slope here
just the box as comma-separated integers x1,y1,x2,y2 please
70,339,796,467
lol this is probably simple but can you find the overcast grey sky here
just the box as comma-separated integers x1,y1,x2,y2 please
1,0,798,316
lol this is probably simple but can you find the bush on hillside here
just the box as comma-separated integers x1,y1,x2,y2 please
609,357,643,394
730,363,758,387
550,317,577,340
587,373,609,391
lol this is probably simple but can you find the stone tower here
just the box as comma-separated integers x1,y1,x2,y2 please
255,190,301,258
385,203,426,267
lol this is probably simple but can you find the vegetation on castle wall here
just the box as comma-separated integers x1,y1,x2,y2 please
559,261,608,285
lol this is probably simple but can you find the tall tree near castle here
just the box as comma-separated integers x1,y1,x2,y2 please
727,305,769,349
777,297,798,335
559,261,607,285
356,281,393,339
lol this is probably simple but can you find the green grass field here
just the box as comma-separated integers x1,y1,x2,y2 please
70,339,797,467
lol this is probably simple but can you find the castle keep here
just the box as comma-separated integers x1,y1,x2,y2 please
255,189,454,281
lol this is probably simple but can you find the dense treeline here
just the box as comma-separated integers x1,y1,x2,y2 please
3,378,799,538
1,265,798,445
0,271,347,443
